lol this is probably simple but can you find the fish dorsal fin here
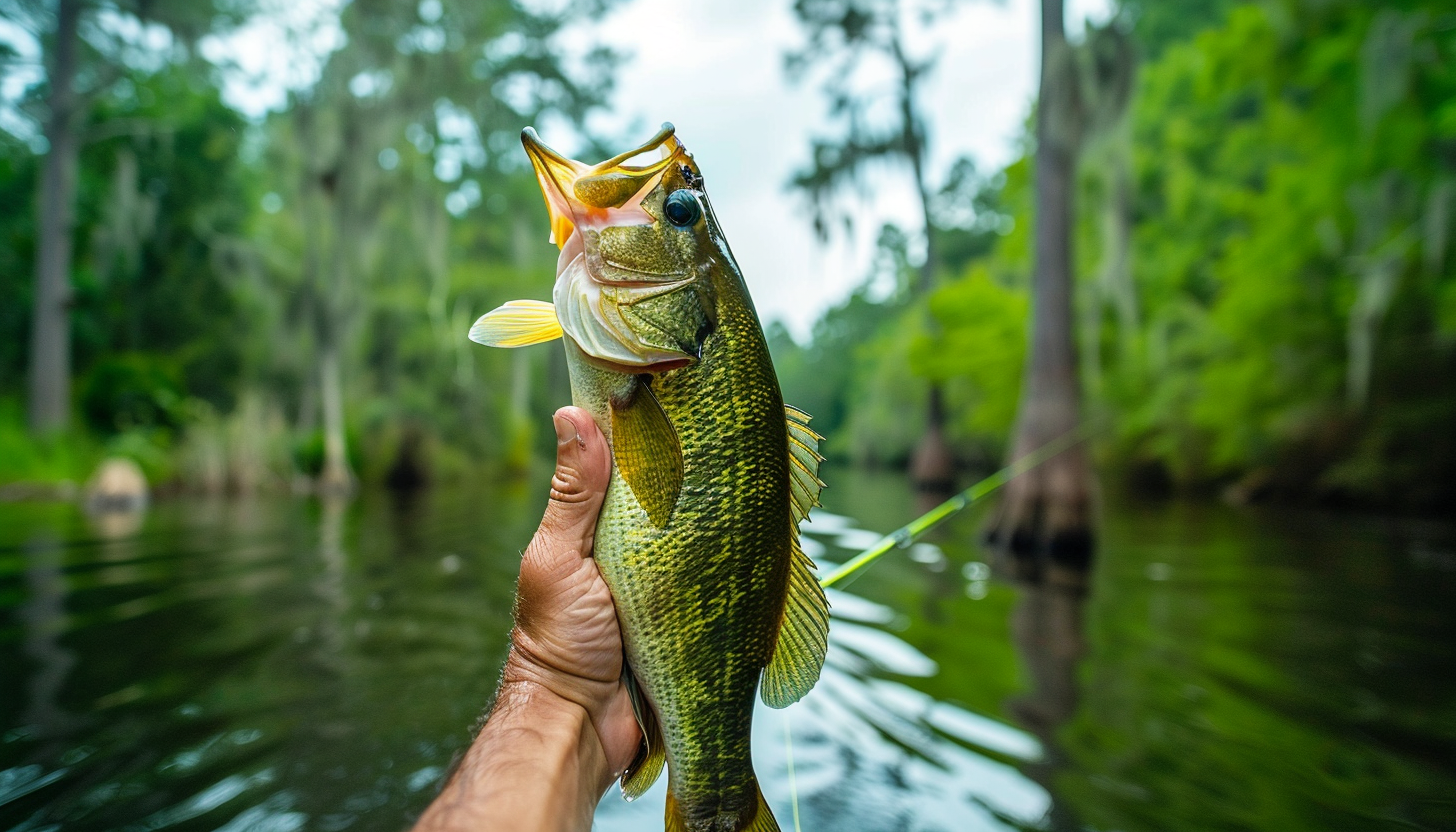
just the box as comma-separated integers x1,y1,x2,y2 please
468,300,563,348
610,380,683,529
761,405,830,709
785,405,825,525
620,663,666,800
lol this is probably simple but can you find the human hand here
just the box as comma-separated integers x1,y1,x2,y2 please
502,405,641,776
413,407,639,832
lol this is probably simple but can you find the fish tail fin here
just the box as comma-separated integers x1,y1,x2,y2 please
742,787,783,832
664,783,781,832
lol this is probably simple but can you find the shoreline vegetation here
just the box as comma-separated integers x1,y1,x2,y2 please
4,0,1453,517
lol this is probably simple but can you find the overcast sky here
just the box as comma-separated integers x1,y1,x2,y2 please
570,0,1113,338
138,0,1112,339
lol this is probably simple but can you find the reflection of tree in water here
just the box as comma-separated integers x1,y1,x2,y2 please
676,506,1058,832
1004,560,1091,832
763,600,1052,832
912,486,960,629
312,494,352,676
21,535,78,741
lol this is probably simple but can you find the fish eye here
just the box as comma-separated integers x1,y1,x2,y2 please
663,190,701,228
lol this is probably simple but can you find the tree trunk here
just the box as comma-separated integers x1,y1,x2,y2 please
27,0,82,434
893,32,957,491
910,384,955,491
986,0,1095,562
317,342,354,494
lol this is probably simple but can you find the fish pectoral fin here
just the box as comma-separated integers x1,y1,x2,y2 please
620,663,666,800
761,537,830,708
610,380,682,529
786,405,826,526
467,299,563,347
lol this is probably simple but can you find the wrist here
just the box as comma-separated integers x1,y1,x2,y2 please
501,637,619,781
503,630,616,727
488,678,615,797
413,680,612,832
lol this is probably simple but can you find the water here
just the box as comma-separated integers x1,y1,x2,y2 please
2,467,1454,831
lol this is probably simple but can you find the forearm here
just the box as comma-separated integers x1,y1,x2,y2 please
412,681,613,832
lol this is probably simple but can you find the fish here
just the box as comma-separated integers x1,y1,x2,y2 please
468,123,830,832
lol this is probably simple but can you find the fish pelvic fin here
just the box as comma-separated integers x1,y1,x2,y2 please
620,663,666,800
665,782,781,832
761,405,830,709
467,300,563,347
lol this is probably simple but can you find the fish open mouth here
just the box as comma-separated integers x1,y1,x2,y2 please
521,123,687,250
516,124,709,372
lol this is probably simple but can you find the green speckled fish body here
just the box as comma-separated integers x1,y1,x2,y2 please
567,286,787,829
469,125,830,832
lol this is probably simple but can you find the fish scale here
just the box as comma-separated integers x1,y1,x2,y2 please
598,290,790,823
469,123,830,832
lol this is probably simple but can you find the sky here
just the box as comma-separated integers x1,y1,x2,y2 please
571,0,1114,338
2,0,1111,339
200,0,1111,338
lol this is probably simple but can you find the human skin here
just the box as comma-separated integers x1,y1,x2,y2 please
411,407,642,832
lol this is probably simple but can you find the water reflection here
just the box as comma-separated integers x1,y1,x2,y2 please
312,494,350,673
2,480,1454,831
19,535,77,740
1004,564,1089,832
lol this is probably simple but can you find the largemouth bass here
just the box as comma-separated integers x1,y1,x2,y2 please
469,124,829,832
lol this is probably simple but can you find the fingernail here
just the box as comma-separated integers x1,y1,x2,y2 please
553,413,585,463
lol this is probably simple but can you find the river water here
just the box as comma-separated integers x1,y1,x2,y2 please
2,466,1453,831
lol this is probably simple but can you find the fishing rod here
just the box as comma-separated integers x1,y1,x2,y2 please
782,426,1088,831
817,425,1090,590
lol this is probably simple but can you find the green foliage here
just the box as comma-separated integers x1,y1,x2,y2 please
2,62,251,429
292,427,364,479
0,398,100,484
1097,0,1456,505
774,159,1029,469
771,278,909,447
914,266,1028,440
0,0,617,490
778,0,1456,509
78,353,185,434
1118,0,1241,58
0,141,35,393
1,0,1451,510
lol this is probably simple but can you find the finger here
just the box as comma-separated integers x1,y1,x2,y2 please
529,407,611,565
517,407,610,632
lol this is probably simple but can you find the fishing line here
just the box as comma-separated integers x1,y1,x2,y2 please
780,427,1087,822
817,425,1089,590
784,710,802,832
781,427,1087,824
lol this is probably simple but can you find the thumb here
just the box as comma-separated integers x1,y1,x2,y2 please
537,406,611,556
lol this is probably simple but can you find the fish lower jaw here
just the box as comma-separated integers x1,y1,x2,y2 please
579,352,695,376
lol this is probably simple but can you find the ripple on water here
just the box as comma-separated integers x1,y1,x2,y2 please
2,485,1455,832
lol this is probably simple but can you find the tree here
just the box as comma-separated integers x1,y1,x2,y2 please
25,0,79,434
274,0,617,492
984,0,1095,559
4,0,252,434
785,0,964,489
